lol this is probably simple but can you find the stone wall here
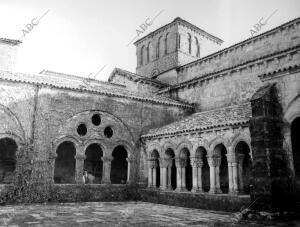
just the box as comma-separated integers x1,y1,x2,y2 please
0,78,192,202
164,40,300,111
177,18,300,83
139,189,250,212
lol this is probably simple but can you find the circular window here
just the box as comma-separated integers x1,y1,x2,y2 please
104,126,113,138
77,124,87,136
91,114,101,126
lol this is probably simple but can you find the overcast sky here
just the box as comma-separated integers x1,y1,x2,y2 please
0,0,299,80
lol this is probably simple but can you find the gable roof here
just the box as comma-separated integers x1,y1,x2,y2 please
0,70,193,108
142,102,251,138
108,67,169,88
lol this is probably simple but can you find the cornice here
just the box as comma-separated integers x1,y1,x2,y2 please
157,44,300,94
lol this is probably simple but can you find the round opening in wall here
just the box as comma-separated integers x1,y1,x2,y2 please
104,126,113,138
77,124,87,136
91,114,101,126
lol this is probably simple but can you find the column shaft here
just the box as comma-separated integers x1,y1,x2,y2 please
192,167,198,191
153,167,157,188
232,163,238,192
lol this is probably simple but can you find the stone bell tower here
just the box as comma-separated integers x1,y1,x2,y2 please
134,17,223,82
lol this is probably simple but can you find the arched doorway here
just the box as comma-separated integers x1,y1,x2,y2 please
179,148,192,191
292,117,300,180
111,145,128,184
54,141,76,184
84,143,103,184
0,138,17,184
165,148,176,190
235,141,252,193
196,147,210,192
150,150,160,188
214,144,229,193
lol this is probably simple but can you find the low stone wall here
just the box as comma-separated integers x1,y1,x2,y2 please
139,189,251,212
49,184,139,203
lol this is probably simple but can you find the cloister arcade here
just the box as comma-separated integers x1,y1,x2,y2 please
146,135,253,195
51,110,137,185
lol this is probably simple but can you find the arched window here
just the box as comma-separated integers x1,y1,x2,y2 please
195,37,200,57
150,150,160,188
188,33,192,54
156,36,162,59
0,138,17,184
84,143,103,184
214,144,229,193
165,148,176,190
176,34,181,50
179,148,192,191
235,141,252,194
146,42,150,63
111,145,128,184
54,141,76,184
164,33,169,55
140,45,144,66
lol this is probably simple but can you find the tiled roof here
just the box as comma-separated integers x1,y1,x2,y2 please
134,17,223,46
108,67,168,87
0,70,193,108
142,103,252,138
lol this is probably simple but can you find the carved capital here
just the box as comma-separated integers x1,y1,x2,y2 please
126,157,136,163
159,158,169,168
226,153,237,164
190,157,203,168
208,156,221,167
102,156,113,162
75,154,86,160
175,158,187,168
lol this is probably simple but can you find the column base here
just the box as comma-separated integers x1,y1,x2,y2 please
176,187,188,192
209,187,222,194
192,188,204,193
101,180,111,184
229,189,239,195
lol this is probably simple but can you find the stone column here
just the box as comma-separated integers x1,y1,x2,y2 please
181,159,187,191
208,156,216,193
159,160,164,189
75,153,86,184
232,162,238,193
237,154,245,193
208,156,221,194
227,153,237,194
191,157,203,193
126,157,136,184
214,156,222,193
159,158,168,190
102,156,113,184
175,158,182,191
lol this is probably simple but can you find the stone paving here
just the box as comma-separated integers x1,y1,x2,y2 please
0,202,298,227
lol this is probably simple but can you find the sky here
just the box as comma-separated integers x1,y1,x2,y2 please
0,0,299,81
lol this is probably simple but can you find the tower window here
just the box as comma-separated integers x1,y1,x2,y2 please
176,34,181,50
140,45,144,66
188,33,192,54
147,42,150,63
164,33,169,55
195,37,200,57
157,36,162,59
